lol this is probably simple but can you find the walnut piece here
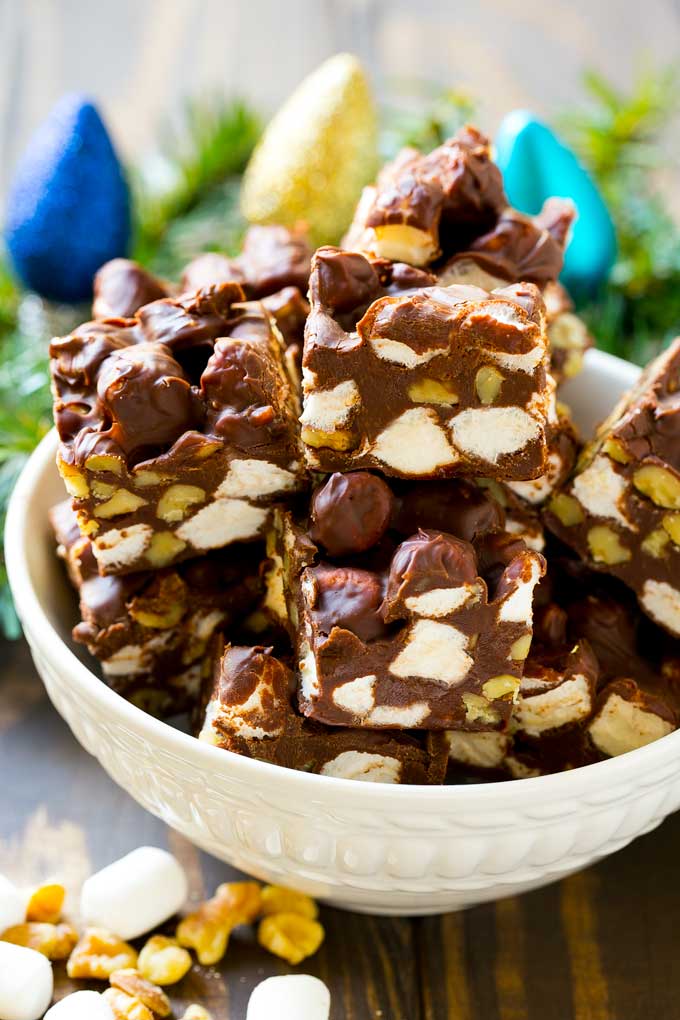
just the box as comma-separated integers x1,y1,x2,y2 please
475,366,504,405
260,885,319,920
587,525,631,565
257,912,325,965
1,921,78,960
301,426,357,451
102,987,153,1020
67,928,138,979
110,968,171,1017
176,882,262,966
633,465,680,509
137,934,192,986
408,379,459,404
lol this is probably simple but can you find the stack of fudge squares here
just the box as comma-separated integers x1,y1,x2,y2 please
49,125,680,785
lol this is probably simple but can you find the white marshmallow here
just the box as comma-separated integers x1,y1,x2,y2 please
80,846,188,940
44,992,114,1020
0,874,26,934
0,943,53,1020
247,975,331,1020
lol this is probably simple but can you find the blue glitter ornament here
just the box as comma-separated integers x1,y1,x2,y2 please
4,93,131,303
495,110,617,300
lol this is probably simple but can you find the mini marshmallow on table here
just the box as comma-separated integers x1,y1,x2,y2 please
247,975,331,1020
0,874,25,934
0,943,53,1020
80,846,188,940
44,991,114,1020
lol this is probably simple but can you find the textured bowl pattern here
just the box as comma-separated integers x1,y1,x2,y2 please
9,349,680,915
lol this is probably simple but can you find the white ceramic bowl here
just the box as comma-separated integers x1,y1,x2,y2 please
8,349,680,916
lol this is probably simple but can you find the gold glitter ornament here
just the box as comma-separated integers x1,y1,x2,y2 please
241,53,378,246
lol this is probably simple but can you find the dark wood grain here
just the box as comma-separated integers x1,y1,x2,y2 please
3,634,680,1020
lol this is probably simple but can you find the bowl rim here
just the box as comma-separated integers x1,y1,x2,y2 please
8,350,680,809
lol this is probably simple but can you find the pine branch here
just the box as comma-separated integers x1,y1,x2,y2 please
562,67,680,363
131,97,261,272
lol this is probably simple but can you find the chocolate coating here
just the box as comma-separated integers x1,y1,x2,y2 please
180,225,311,300
383,529,477,621
310,472,394,557
201,338,285,449
310,564,388,643
393,479,505,542
566,593,641,682
137,282,245,355
96,343,200,458
310,246,381,316
180,252,243,292
93,259,169,319
468,200,574,285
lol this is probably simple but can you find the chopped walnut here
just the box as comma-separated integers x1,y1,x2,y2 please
109,968,171,1017
102,987,154,1020
176,882,261,966
137,933,192,986
259,885,319,920
257,912,325,965
1,921,78,960
67,927,138,979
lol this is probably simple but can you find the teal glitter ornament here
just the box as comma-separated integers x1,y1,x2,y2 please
4,93,131,303
495,110,617,300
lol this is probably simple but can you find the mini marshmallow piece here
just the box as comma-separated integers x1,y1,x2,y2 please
80,846,188,940
0,943,53,1020
44,991,114,1020
247,975,331,1020
0,873,26,934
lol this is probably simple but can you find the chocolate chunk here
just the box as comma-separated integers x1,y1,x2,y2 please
138,282,245,355
180,252,244,292
382,529,477,621
468,200,574,285
93,259,169,319
181,225,311,301
533,603,569,648
310,472,395,557
239,224,312,298
361,125,506,261
393,479,505,542
384,262,438,293
310,246,382,315
566,593,641,681
96,343,201,458
309,564,388,643
201,338,286,449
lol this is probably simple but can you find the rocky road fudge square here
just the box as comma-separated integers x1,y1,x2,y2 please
263,472,545,733
197,643,449,784
343,124,592,382
301,246,553,480
50,500,263,718
447,565,680,779
50,282,306,575
544,337,680,636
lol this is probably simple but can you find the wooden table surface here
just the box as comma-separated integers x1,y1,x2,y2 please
2,634,680,1020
